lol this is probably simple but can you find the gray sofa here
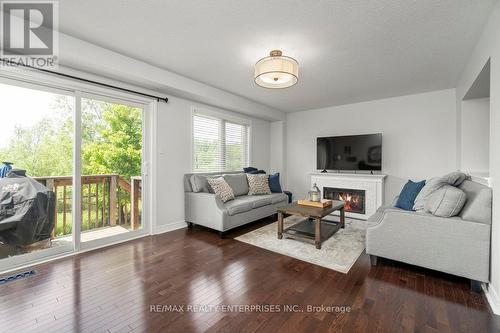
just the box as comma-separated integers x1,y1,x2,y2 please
366,179,491,291
184,172,288,236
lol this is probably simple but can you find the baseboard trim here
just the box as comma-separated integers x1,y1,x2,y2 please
483,283,500,315
155,221,187,235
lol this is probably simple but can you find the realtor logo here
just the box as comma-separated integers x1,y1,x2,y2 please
0,1,58,67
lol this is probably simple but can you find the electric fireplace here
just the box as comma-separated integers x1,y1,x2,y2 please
323,187,366,215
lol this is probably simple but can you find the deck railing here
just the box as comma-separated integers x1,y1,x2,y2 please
33,174,142,237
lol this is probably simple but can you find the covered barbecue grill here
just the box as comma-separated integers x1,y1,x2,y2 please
0,174,55,247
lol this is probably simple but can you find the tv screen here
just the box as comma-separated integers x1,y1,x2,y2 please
317,134,382,171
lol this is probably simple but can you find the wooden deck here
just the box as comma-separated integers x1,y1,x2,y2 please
0,218,498,332
55,225,131,244
0,226,132,260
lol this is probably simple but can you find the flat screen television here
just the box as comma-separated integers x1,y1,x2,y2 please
317,134,382,171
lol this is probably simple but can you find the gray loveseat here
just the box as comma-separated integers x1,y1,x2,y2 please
366,179,491,291
184,172,288,237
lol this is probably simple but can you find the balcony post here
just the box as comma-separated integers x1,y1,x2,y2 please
45,179,57,238
109,175,117,226
131,177,140,230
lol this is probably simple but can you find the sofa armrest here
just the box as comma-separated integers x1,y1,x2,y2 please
283,190,292,203
367,206,404,228
185,192,224,230
366,208,491,282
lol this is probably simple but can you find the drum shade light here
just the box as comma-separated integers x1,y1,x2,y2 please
254,50,299,89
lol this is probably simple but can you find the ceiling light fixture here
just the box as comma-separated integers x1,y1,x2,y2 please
254,50,299,89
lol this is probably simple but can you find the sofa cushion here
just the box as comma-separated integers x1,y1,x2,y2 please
247,174,271,195
424,185,466,217
207,177,234,203
269,193,288,204
223,195,280,216
251,196,273,208
190,175,215,193
224,195,273,215
224,197,255,215
395,180,426,211
458,180,492,224
223,173,249,196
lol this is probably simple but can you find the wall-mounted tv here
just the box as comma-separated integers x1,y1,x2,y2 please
317,134,382,171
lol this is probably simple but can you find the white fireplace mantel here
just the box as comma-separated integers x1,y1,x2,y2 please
310,172,387,220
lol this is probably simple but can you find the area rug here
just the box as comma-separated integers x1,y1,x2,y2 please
235,216,366,274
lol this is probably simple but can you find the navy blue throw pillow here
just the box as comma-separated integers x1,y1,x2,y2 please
395,180,426,211
243,167,258,173
269,173,282,193
249,170,266,174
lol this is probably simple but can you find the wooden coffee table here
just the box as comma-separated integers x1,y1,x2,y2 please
277,201,345,249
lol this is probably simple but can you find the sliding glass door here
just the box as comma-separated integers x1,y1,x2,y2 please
0,75,151,272
0,80,75,270
79,96,145,246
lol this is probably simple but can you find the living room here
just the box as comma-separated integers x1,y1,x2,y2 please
0,1,499,332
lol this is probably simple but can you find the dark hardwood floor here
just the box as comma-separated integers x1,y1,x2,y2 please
0,218,499,333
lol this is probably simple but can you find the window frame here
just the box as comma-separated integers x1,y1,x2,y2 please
191,107,252,173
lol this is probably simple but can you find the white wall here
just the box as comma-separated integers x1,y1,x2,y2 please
461,98,490,174
156,96,271,230
269,120,285,175
285,89,457,204
456,1,500,313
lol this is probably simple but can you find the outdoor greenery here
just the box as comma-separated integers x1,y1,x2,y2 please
225,145,244,171
81,99,142,181
0,97,143,236
0,97,142,180
193,140,244,172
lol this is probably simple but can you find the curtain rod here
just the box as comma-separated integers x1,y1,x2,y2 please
0,58,169,103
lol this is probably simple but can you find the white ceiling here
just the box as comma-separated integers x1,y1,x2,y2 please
58,0,496,112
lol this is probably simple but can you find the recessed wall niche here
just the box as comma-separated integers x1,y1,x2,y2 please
460,59,490,179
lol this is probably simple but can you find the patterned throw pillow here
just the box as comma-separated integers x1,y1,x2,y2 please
207,177,235,203
246,174,271,195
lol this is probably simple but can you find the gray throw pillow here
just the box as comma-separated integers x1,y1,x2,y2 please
439,171,471,186
190,175,215,193
413,172,471,211
460,188,492,224
424,185,467,217
207,177,235,203
246,174,271,195
223,173,249,196
413,178,442,211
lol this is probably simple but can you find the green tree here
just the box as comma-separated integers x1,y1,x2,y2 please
82,102,142,180
0,98,142,180
0,115,73,177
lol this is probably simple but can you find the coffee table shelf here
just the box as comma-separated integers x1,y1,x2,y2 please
283,219,343,244
277,201,345,249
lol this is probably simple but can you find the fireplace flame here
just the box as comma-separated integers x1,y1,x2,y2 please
324,187,365,214
339,193,361,212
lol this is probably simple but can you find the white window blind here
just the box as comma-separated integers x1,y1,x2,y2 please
192,112,250,172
